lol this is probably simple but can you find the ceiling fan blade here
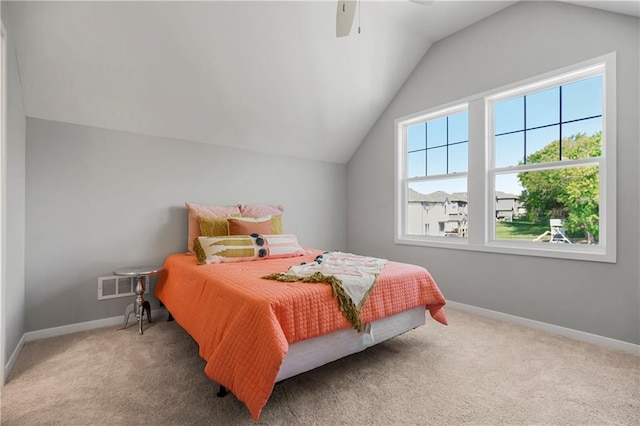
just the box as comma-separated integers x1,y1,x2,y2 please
408,0,433,5
336,0,357,38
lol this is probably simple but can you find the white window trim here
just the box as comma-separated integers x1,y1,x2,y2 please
395,52,616,263
395,102,469,244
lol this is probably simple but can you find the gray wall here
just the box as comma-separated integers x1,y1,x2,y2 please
347,2,640,344
25,118,347,332
3,11,27,373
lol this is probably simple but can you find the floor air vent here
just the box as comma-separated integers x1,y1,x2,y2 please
97,275,148,300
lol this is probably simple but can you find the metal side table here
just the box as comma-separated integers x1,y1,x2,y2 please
114,265,163,335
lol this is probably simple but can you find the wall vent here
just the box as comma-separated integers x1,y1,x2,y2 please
97,276,149,300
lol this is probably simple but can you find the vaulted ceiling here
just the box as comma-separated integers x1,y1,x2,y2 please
6,1,638,163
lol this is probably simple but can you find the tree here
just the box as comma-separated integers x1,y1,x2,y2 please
518,132,601,243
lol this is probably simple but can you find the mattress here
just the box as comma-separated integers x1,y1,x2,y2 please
276,305,426,382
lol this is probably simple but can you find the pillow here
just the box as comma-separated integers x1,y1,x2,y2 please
260,234,307,259
239,204,284,217
240,204,285,234
194,234,306,264
269,215,284,234
227,216,272,235
194,235,264,264
198,215,241,237
186,202,241,253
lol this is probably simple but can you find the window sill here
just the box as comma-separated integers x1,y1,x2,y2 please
395,236,615,263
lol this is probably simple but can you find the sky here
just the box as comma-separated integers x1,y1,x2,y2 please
407,75,602,196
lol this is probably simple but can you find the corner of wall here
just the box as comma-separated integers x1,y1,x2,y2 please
1,7,27,384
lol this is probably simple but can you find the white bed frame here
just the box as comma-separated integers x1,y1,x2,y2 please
275,306,426,382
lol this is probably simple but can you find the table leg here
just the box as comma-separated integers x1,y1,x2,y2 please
118,303,134,331
117,274,153,334
142,301,152,324
135,275,146,335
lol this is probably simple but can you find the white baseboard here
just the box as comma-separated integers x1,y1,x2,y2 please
446,300,640,356
23,315,124,342
5,303,637,382
4,315,123,382
4,333,26,384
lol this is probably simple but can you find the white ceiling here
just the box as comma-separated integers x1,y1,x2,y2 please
6,1,639,163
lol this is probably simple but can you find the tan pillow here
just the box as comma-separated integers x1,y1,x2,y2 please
185,202,241,253
270,215,284,234
227,216,272,235
198,215,241,237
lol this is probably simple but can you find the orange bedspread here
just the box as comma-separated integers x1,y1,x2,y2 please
155,250,446,420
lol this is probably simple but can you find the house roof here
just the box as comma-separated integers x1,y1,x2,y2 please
496,191,521,199
409,188,520,202
408,188,468,203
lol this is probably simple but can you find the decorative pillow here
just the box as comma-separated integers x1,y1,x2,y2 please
227,216,272,235
260,234,307,259
239,204,285,234
239,204,284,218
194,234,306,264
270,215,284,234
194,235,264,264
185,202,241,253
198,215,241,237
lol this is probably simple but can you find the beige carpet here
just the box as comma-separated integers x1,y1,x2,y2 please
1,308,638,425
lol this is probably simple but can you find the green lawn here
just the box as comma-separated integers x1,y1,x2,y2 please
496,219,591,243
495,220,550,240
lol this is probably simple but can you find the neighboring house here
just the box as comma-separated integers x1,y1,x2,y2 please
407,189,468,237
408,189,523,236
495,192,525,222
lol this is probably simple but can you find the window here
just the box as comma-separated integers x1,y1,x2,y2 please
490,74,603,245
395,53,616,262
402,106,469,238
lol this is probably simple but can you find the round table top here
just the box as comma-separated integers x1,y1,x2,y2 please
113,265,163,277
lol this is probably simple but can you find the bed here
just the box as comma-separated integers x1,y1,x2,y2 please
155,246,447,421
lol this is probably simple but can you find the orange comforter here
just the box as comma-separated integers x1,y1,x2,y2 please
155,250,446,420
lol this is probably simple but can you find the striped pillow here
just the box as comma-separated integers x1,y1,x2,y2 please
194,234,306,265
261,234,307,259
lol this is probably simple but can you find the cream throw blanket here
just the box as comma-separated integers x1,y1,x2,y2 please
263,251,387,331
288,252,386,309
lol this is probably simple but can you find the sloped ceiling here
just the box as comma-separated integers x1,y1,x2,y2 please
6,1,637,163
